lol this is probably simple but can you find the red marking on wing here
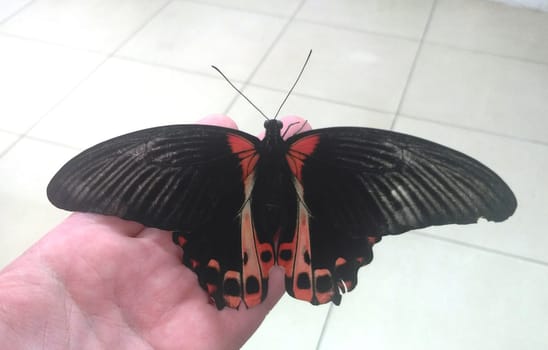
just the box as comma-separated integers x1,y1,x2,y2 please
207,283,217,295
278,180,315,303
286,134,320,181
292,203,314,303
368,236,380,245
190,259,200,269
239,174,273,308
177,235,187,247
335,257,347,267
207,259,220,271
227,133,259,180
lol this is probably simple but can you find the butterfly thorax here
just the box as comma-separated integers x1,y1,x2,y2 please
251,119,297,242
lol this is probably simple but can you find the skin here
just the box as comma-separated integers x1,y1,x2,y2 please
0,115,311,350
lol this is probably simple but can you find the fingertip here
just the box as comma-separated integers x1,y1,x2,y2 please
280,115,312,139
197,114,238,129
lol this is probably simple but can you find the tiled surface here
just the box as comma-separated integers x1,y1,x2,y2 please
1,0,547,349
296,0,435,39
243,295,330,350
196,0,302,16
319,234,548,350
0,0,31,23
0,0,171,53
251,21,419,112
0,130,20,155
28,57,238,148
0,35,104,134
401,43,548,143
118,1,288,80
0,138,74,267
427,0,548,63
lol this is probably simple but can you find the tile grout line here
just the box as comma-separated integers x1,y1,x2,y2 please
0,0,35,26
425,39,548,67
106,0,175,57
221,0,308,116
0,31,107,56
296,17,422,43
400,113,548,147
315,303,334,350
390,0,438,131
0,133,82,160
314,228,548,350
0,0,175,159
412,231,548,267
295,18,548,68
183,0,289,19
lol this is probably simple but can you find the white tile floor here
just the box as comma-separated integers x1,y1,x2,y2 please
0,0,547,349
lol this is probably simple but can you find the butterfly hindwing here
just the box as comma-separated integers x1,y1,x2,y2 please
282,127,517,305
47,125,274,309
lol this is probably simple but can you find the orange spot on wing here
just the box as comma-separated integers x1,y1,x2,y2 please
227,133,259,179
368,236,380,245
207,283,217,295
286,134,320,181
335,257,347,267
207,259,220,271
223,270,242,309
177,235,187,247
190,259,200,269
314,269,334,304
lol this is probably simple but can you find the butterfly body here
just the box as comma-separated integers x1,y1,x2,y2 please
48,118,517,309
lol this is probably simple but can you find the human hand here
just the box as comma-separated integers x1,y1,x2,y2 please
0,115,310,350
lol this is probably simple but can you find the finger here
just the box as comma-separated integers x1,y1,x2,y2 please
62,213,145,237
217,267,286,348
197,114,238,129
280,115,312,139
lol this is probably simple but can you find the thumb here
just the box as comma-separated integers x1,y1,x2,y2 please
280,115,312,140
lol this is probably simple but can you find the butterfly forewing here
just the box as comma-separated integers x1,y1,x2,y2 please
48,125,260,230
281,127,516,305
48,125,277,309
288,127,516,235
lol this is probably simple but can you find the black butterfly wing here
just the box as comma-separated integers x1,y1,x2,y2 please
282,127,517,305
47,125,273,309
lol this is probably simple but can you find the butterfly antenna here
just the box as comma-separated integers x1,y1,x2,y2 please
273,49,312,120
211,65,269,121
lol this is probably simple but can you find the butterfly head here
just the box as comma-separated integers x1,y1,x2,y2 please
263,119,285,144
264,119,283,131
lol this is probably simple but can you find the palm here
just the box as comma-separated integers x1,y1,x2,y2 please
2,213,284,349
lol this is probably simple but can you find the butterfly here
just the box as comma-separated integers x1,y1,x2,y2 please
47,53,517,310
